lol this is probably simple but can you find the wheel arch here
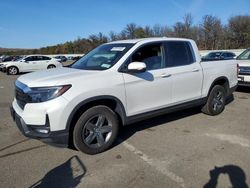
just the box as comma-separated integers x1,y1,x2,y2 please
66,95,126,147
47,64,56,68
7,65,19,74
208,76,230,97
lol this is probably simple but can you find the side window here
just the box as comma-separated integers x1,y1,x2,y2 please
131,43,164,70
25,56,34,61
40,56,51,60
165,41,195,67
31,56,39,61
229,53,235,57
223,53,232,58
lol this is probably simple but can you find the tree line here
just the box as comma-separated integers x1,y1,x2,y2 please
2,14,250,55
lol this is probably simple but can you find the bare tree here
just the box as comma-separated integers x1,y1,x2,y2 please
200,15,223,50
123,23,138,39
228,15,250,48
109,31,118,41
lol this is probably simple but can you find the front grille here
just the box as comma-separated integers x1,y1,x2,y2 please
239,66,250,75
15,85,31,110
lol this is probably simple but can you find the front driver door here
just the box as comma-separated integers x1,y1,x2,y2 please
22,56,39,71
122,42,173,117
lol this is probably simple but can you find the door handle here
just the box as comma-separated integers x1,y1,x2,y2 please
192,68,199,72
161,73,171,78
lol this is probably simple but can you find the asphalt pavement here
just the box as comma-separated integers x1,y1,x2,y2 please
0,70,250,188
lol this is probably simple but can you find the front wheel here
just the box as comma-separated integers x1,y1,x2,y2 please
7,66,19,75
202,85,226,116
47,65,56,69
73,105,119,154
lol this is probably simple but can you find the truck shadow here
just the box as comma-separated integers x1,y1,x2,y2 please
116,95,235,147
203,165,248,188
236,86,250,93
116,107,201,146
29,155,86,188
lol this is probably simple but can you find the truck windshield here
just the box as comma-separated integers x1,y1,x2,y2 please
71,43,134,70
237,49,250,60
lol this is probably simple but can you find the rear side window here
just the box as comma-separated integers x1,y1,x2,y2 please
164,41,195,67
40,56,51,60
25,56,40,61
224,53,235,57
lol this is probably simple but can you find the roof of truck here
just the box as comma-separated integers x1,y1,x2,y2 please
109,37,193,44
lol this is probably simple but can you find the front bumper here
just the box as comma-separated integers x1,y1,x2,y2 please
238,81,250,87
238,75,250,87
10,106,69,147
0,65,6,72
0,66,6,72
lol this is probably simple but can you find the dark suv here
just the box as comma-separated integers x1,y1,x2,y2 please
202,51,236,61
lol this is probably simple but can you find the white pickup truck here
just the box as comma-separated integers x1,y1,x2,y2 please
10,38,238,154
236,48,250,86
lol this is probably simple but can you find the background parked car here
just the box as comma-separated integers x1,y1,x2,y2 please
201,51,236,61
54,55,67,62
236,48,250,86
72,56,82,61
1,56,14,62
0,55,24,62
4,55,62,75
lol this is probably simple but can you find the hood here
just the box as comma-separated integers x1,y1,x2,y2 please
236,60,250,67
17,67,100,87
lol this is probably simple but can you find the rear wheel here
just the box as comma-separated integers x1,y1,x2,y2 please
202,85,226,115
73,105,119,154
47,65,56,69
7,66,19,75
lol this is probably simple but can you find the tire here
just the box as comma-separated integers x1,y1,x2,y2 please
47,65,56,69
7,66,19,75
202,85,226,116
73,105,119,154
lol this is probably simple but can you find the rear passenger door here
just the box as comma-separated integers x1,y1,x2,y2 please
164,41,203,104
36,56,51,70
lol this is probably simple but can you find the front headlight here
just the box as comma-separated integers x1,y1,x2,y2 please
27,85,71,103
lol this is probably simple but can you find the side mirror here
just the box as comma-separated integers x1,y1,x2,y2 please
127,62,146,73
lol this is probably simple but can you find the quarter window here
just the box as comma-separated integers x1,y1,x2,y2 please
165,41,195,67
